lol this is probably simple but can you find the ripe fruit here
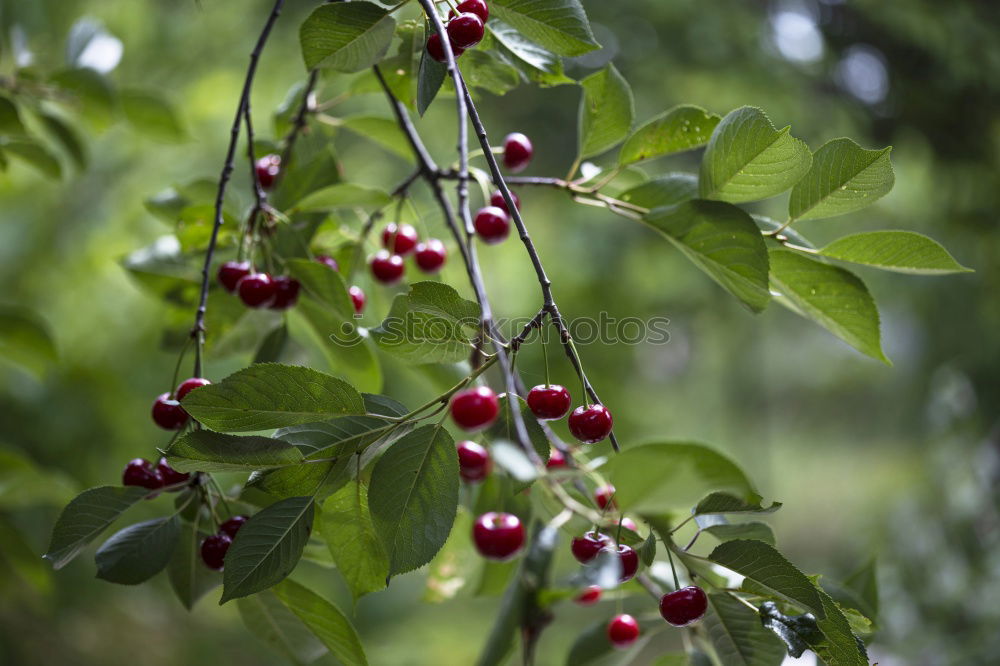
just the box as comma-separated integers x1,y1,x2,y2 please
349,285,365,314
122,458,163,490
659,586,708,627
176,377,210,401
201,533,232,570
315,255,339,271
415,239,447,273
236,272,277,308
449,0,489,22
155,457,190,488
255,154,281,189
568,404,613,443
546,448,568,469
607,614,640,648
609,543,639,582
474,206,510,244
269,275,301,310
594,484,617,511
382,222,419,256
426,32,465,63
447,12,485,49
217,260,251,292
450,386,499,430
472,512,525,560
370,250,405,284
456,440,491,483
502,132,533,172
152,393,188,430
490,190,520,215
526,384,572,420
571,531,611,564
219,515,248,539
575,585,602,605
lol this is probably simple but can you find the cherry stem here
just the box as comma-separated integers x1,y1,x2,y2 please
168,336,193,396
541,322,551,387
665,542,682,590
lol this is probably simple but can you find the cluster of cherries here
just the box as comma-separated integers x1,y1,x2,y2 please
369,223,448,285
217,253,364,314
150,376,211,430
200,514,248,570
425,0,488,63
122,456,191,492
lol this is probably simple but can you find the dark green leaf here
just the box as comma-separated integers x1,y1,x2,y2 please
273,579,368,666
0,137,62,178
254,323,288,363
38,110,86,168
461,49,522,96
320,481,388,601
49,67,116,127
300,2,395,72
371,281,481,364
708,539,824,617
0,95,26,134
705,593,786,666
296,183,391,211
637,530,657,567
416,37,447,116
484,21,573,87
168,516,222,609
489,0,600,57
818,231,972,275
95,516,180,585
120,89,186,142
565,616,653,665
44,486,148,569
578,64,633,159
694,492,781,516
166,430,305,473
270,143,340,211
238,590,328,665
291,295,383,394
619,106,721,166
620,173,698,208
788,138,893,221
340,115,412,158
843,559,879,622
758,601,819,658
704,522,775,546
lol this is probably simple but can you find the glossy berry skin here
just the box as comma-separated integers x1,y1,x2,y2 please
219,515,249,539
176,377,210,401
152,393,189,430
575,585,602,605
568,404,614,444
370,251,405,285
122,458,163,490
315,255,339,272
426,32,464,63
502,133,533,173
447,12,485,49
450,386,499,430
571,531,611,564
456,440,491,483
546,448,568,470
472,512,525,561
594,484,617,511
269,276,301,310
449,0,489,22
382,222,419,256
217,260,251,293
414,239,447,273
526,385,572,421
155,457,190,488
201,533,232,571
490,190,520,215
474,206,510,244
610,543,639,582
237,273,277,308
660,586,708,627
255,154,281,189
607,614,640,648
349,285,365,314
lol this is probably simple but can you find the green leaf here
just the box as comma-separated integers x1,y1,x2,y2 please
120,89,186,142
620,173,698,209
489,0,600,57
254,322,288,363
416,36,447,116
166,430,305,473
694,492,781,516
768,249,889,364
271,144,340,211
95,517,180,585
300,1,395,72
704,522,775,546
577,64,633,159
0,137,62,178
700,106,811,203
801,590,869,665
565,617,652,665
220,497,315,603
49,68,116,127
484,21,573,87
708,539,824,617
705,593,786,666
461,49,522,96
38,110,87,169
168,516,222,609
643,200,771,312
0,95,26,134
287,258,358,318
758,601,819,658
181,363,365,432
296,183,391,211
0,305,57,378
44,486,148,569
273,579,368,666
340,115,411,158
369,424,458,577
818,231,972,275
788,138,893,221
320,481,389,601
371,281,481,364
619,106,721,166
0,449,76,509
291,296,383,394
238,590,328,665
637,530,657,567
843,559,879,622
606,442,757,513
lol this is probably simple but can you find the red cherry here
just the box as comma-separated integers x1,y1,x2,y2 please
122,458,163,490
381,223,419,256
315,255,339,272
490,190,520,216
474,206,510,244
456,440,491,483
255,154,281,189
575,585,602,605
594,484,617,511
472,512,525,560
236,273,277,308
176,377,210,401
449,0,489,22
447,12,485,49
502,133,533,173
155,457,190,488
660,586,708,627
219,515,249,539
571,531,611,564
414,239,447,273
607,614,640,648
201,533,232,570
152,393,188,430
269,276,301,310
546,448,568,470
526,385,572,420
370,251,405,285
450,386,500,430
349,285,365,314
426,32,464,63
568,404,613,443
608,543,639,582
217,260,251,293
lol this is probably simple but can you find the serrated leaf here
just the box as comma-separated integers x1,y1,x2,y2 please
768,249,889,364
238,590,328,665
705,593,786,666
181,363,365,432
813,591,872,665
818,231,971,275
578,64,633,159
295,183,391,211
708,540,824,617
220,497,315,603
704,522,775,546
371,281,481,364
700,107,811,203
788,138,893,221
489,0,600,57
485,21,572,87
694,492,781,516
643,200,771,312
166,430,304,473
291,296,383,394
619,106,721,166
95,517,180,585
369,424,458,577
619,173,698,209
120,89,186,142
44,486,148,569
168,516,222,609
286,258,354,319
320,481,388,601
461,49,522,96
300,2,395,72
273,579,368,666
758,601,820,658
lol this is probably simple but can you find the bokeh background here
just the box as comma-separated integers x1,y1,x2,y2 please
1,0,997,664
